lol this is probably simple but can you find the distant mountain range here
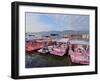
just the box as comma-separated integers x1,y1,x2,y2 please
26,30,89,36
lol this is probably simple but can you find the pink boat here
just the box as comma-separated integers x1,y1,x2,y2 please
68,44,89,64
37,38,70,56
25,40,44,52
50,47,67,56
49,38,70,56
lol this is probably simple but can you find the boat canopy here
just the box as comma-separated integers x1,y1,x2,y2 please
70,39,89,45
56,38,69,43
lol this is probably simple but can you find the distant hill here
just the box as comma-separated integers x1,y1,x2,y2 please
26,30,89,36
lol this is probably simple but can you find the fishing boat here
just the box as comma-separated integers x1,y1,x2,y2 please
68,39,89,64
25,39,44,52
37,38,69,56
49,38,70,56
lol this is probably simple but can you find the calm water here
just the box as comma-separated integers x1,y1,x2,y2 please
25,52,85,68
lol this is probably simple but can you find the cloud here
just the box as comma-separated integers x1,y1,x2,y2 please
26,13,89,32
50,14,89,31
26,13,54,32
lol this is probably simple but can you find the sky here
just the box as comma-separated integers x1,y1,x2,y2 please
25,12,89,32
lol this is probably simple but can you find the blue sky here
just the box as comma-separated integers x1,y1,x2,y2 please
26,13,89,32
